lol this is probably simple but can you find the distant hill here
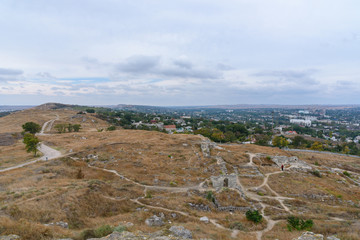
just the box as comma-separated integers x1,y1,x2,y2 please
32,103,79,110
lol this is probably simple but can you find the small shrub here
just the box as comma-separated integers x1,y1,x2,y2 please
246,210,262,223
169,181,177,187
113,224,127,233
145,191,152,198
94,225,113,238
314,161,320,166
229,222,245,230
343,171,351,177
76,169,84,179
107,126,116,131
206,191,215,203
311,170,322,178
287,216,313,231
79,229,96,240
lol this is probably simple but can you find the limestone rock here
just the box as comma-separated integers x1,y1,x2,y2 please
293,232,324,240
0,235,20,240
145,215,164,226
327,236,340,240
200,216,209,223
44,221,69,229
169,226,192,239
87,231,186,239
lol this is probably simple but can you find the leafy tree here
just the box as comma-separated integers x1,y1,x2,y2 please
246,210,262,223
311,141,323,151
211,128,225,142
292,136,307,148
54,124,67,133
86,108,95,113
72,124,81,132
67,124,73,132
22,122,41,134
272,136,289,148
23,133,40,156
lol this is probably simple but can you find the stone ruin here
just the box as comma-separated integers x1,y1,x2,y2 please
210,174,238,191
271,155,312,170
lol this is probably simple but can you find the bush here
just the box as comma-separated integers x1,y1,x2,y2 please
94,225,113,238
246,210,262,223
107,126,116,131
113,224,127,233
229,222,245,230
145,191,152,198
86,109,95,113
311,170,322,178
343,171,351,177
287,216,313,231
206,191,215,202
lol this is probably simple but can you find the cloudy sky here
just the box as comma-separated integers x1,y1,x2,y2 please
0,0,359,106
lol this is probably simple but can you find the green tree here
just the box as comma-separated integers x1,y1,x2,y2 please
54,124,67,133
311,141,323,151
272,136,288,148
210,128,225,142
72,124,81,132
86,108,95,113
22,122,41,134
67,124,73,132
292,136,306,148
23,133,40,156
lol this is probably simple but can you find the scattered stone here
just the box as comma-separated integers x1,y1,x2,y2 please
171,213,177,218
293,231,324,240
44,221,69,229
145,215,164,226
327,236,340,240
200,216,209,223
0,235,20,240
169,226,192,239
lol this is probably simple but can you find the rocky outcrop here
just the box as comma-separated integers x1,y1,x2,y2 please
145,215,164,227
44,221,69,229
169,226,192,239
293,231,341,240
0,235,20,240
87,231,190,240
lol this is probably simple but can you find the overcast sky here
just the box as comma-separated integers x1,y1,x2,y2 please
0,0,359,106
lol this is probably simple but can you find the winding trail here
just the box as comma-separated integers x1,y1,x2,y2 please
37,114,59,136
0,117,62,173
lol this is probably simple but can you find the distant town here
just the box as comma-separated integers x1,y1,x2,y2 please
2,104,360,155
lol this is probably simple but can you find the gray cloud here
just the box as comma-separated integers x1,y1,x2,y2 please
114,55,221,79
253,69,318,85
0,68,23,76
116,55,160,73
173,59,193,69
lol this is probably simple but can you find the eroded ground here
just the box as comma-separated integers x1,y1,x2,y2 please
0,112,360,240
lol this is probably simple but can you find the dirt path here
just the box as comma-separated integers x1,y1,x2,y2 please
0,118,62,173
243,153,293,240
0,143,62,173
37,114,59,135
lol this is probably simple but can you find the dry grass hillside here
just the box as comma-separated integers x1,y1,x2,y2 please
0,108,360,240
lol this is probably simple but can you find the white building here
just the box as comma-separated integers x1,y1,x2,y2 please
290,119,311,127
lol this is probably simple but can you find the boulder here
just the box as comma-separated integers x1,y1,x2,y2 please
169,226,192,239
200,216,209,223
145,215,164,226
